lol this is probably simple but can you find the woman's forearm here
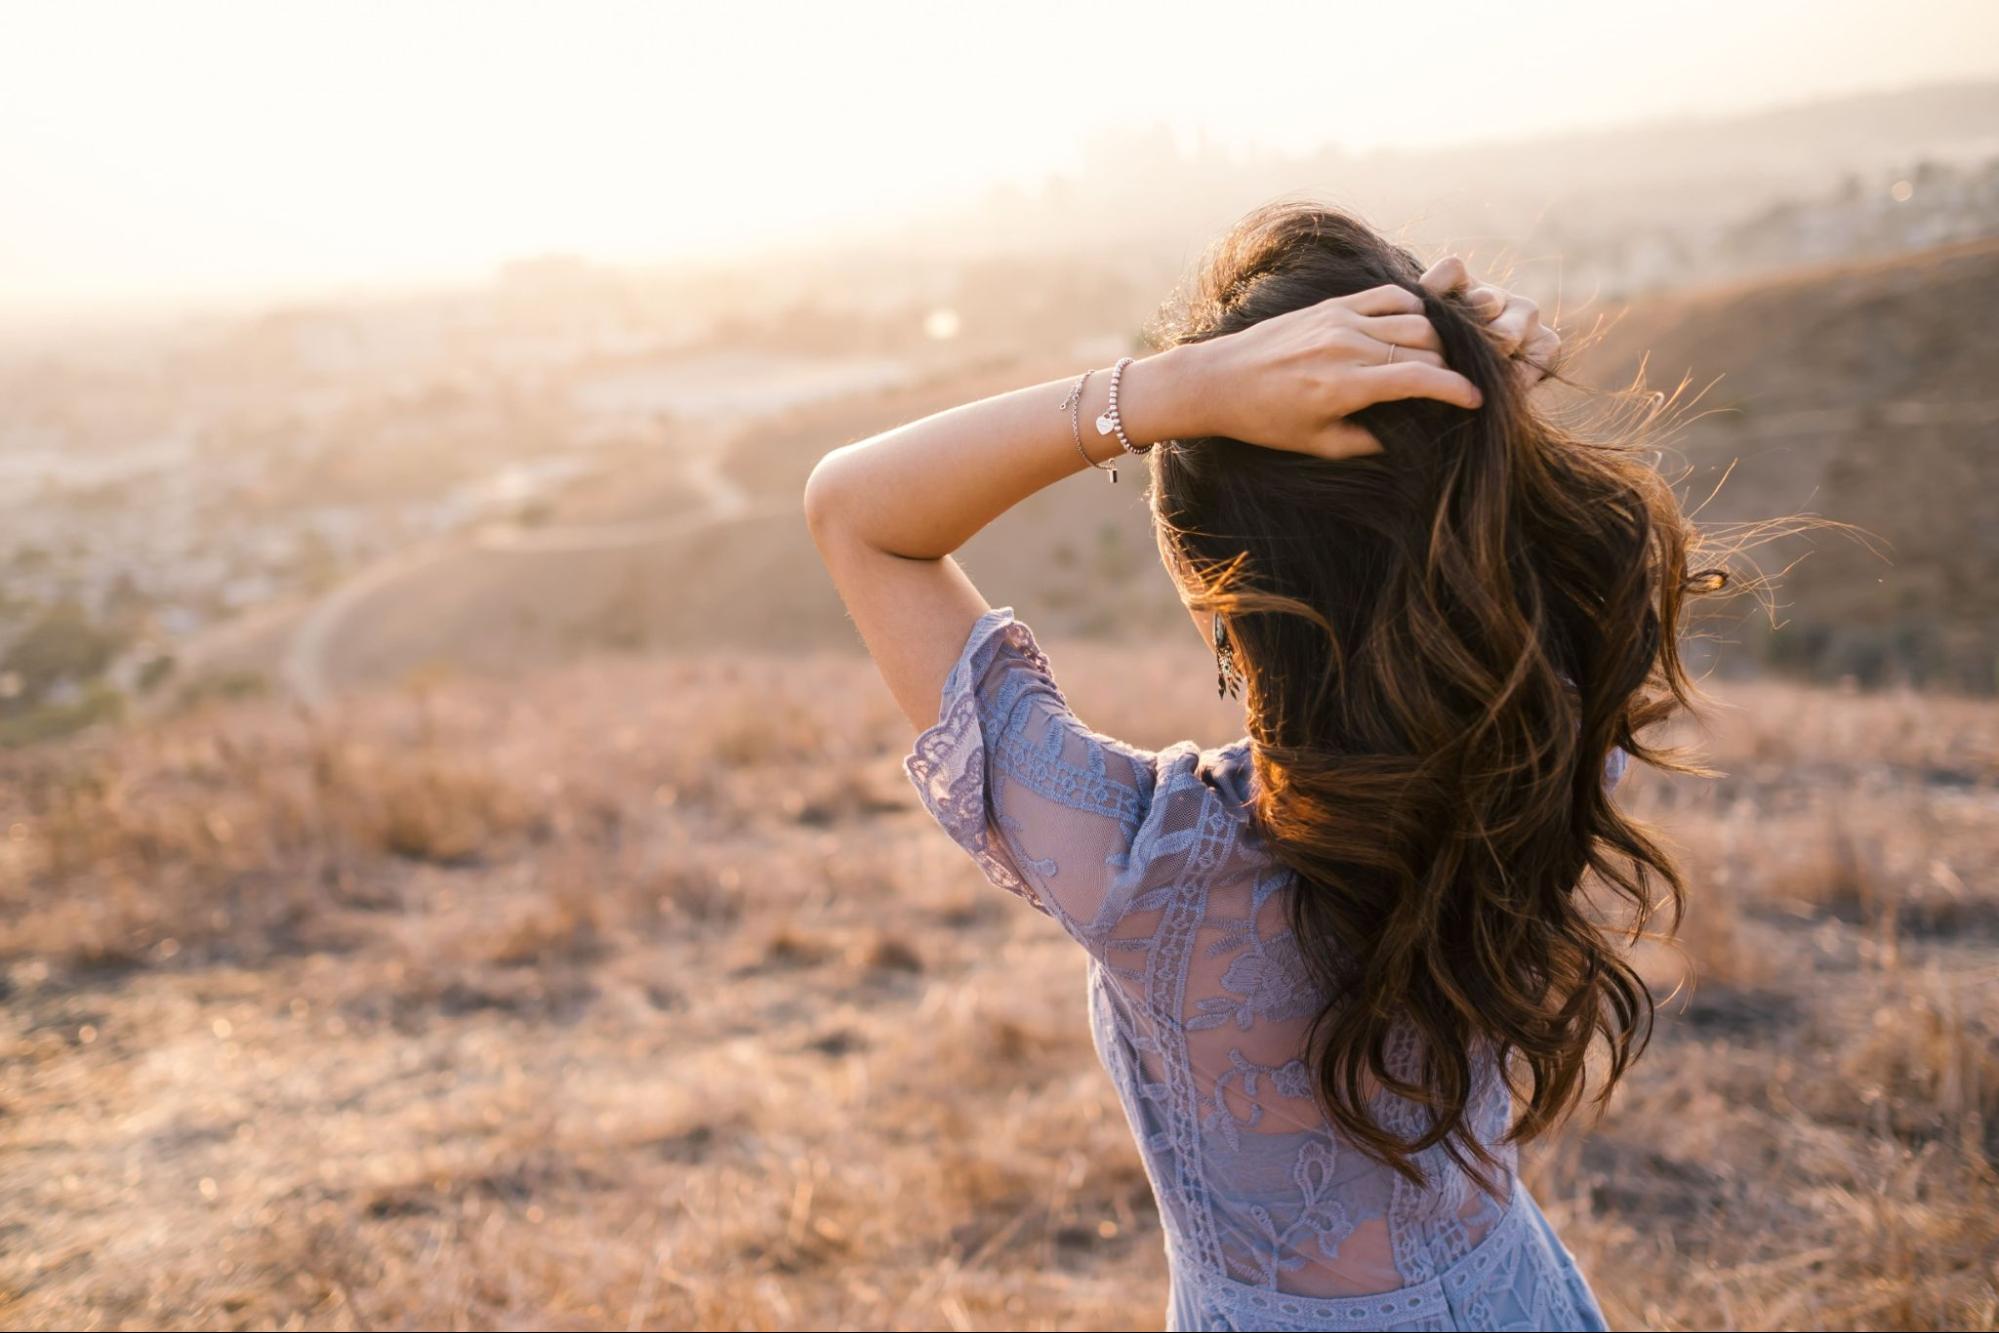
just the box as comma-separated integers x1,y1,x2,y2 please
802,345,1214,559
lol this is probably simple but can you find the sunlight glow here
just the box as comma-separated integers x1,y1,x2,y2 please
2,0,1996,318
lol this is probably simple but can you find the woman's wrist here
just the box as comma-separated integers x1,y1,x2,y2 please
1113,343,1217,448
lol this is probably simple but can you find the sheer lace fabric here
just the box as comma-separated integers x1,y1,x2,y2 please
903,607,1613,1332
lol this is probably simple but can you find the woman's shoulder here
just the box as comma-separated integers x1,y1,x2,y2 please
935,607,1264,822
907,607,1274,944
988,609,1261,826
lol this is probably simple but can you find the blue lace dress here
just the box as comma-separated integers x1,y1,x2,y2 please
903,607,1617,1333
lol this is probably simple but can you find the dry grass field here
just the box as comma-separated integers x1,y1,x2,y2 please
1,636,1994,1331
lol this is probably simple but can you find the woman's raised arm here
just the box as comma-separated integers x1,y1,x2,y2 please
803,281,1488,732
803,347,1211,729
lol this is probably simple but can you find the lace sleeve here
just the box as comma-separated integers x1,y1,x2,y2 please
902,607,1227,961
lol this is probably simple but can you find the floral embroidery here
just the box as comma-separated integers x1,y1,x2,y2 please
1273,1058,1313,1100
1187,928,1315,1032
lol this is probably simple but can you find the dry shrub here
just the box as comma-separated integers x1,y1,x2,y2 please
751,923,830,972
857,932,924,975
314,739,549,866
1669,883,1763,992
1755,806,1882,921
689,696,830,769
482,895,605,969
645,860,745,929
1836,973,1998,1157
0,741,322,970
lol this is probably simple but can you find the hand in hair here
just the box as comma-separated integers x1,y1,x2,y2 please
1175,281,1485,462
1420,256,1560,386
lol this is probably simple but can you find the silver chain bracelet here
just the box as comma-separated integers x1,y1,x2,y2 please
1060,368,1119,483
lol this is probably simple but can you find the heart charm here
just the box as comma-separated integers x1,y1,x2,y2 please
1096,413,1116,436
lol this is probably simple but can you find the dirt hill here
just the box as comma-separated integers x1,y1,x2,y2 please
224,352,1189,702
1573,238,1999,688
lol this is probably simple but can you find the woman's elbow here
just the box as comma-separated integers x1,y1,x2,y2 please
805,442,935,562
802,447,851,544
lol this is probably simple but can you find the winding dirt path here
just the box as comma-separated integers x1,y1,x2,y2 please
279,451,790,710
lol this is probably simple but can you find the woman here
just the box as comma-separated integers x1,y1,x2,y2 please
805,202,1714,1331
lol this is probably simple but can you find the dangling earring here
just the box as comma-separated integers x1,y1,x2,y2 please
1212,611,1244,700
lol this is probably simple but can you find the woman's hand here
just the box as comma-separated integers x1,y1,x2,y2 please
1420,256,1560,387
1177,284,1484,460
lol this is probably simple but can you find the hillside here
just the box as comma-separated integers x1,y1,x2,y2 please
1574,238,1999,688
169,240,1999,704
199,351,1190,702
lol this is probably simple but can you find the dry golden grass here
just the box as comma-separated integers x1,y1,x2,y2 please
0,650,1994,1331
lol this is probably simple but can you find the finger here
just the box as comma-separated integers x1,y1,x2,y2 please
1350,334,1445,370
1489,295,1540,352
1357,313,1444,353
1521,326,1560,374
1357,361,1485,411
1339,283,1424,317
1464,283,1506,322
1419,256,1469,296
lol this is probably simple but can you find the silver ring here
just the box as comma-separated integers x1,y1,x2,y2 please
1385,344,1398,365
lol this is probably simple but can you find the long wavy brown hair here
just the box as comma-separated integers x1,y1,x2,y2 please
1147,201,1730,1189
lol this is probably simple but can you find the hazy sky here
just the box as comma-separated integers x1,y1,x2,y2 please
4,0,1997,318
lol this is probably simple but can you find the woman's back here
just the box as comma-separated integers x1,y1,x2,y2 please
907,606,1612,1331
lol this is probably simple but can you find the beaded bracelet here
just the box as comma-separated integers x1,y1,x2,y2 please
1095,355,1149,457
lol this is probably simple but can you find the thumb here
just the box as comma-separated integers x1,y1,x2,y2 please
1312,420,1385,460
